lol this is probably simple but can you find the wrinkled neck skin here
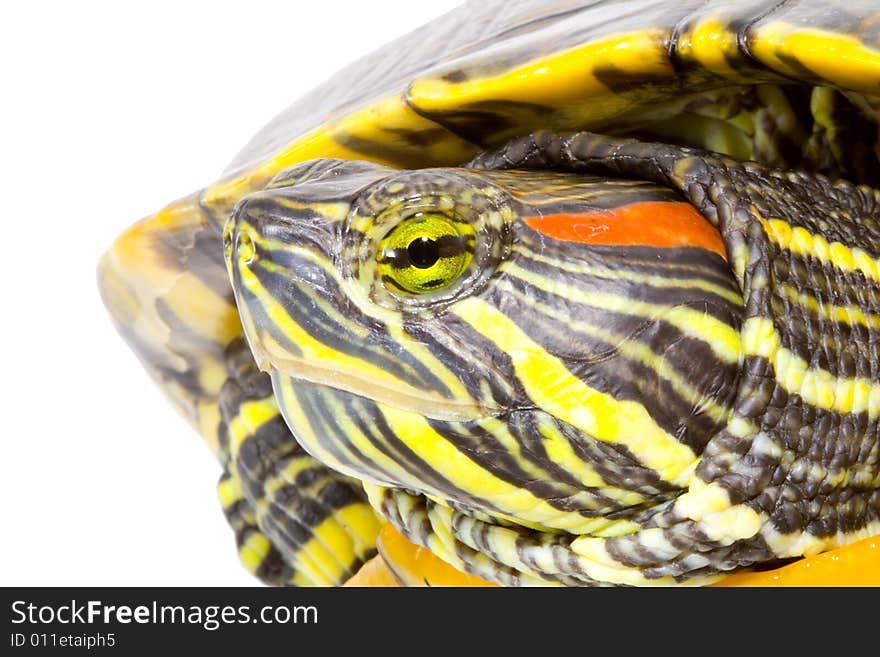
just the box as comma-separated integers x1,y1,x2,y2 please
226,161,744,541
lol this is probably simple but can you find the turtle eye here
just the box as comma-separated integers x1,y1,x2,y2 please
378,212,474,295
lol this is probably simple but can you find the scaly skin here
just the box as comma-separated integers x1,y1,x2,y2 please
99,0,880,585
225,144,879,585
345,524,880,587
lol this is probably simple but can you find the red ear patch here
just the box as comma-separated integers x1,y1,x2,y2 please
524,201,727,261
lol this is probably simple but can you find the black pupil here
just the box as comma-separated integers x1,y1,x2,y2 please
407,237,440,269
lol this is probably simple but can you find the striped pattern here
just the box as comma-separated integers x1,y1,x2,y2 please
96,1,880,586
368,485,719,586
216,338,381,586
460,131,880,583
227,163,751,584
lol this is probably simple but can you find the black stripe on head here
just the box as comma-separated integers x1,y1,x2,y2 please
517,228,741,297
247,248,456,397
425,417,622,517
430,312,706,496
511,248,743,326
513,410,678,499
339,391,501,513
404,311,525,408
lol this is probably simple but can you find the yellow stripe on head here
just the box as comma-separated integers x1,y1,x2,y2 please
502,262,742,365
378,403,615,533
452,297,699,486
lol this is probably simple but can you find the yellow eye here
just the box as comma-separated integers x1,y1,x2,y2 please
378,213,474,295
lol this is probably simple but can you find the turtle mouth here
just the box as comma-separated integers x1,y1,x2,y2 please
250,334,491,423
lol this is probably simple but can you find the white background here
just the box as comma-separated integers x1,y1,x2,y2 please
1,0,462,586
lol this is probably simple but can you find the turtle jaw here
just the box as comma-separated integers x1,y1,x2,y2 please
251,341,488,423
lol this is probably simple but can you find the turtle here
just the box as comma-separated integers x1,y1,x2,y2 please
97,0,880,587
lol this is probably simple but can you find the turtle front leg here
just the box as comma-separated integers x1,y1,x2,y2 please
217,466,293,586
217,338,382,586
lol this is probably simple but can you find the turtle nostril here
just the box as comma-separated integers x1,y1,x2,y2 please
222,226,234,260
237,229,256,264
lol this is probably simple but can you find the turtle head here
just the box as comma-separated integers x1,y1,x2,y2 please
225,159,515,425
225,158,743,530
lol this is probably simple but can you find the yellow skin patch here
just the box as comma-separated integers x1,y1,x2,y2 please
761,216,880,285
501,261,742,365
226,399,279,453
671,479,763,544
217,472,245,510
283,505,382,587
219,391,382,586
742,316,880,419
452,296,701,487
239,532,274,576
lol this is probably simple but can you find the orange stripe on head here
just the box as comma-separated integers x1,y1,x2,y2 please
524,201,727,261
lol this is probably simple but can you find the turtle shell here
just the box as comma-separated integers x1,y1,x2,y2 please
97,0,880,586
205,0,880,224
